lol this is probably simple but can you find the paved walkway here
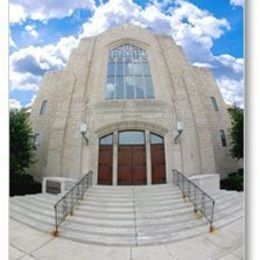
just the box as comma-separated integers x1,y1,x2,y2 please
9,218,244,260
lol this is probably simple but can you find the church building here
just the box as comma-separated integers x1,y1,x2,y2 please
29,24,240,186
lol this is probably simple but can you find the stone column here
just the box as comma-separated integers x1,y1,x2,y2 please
145,130,152,185
112,131,118,186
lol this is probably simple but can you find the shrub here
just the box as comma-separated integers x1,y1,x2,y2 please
220,168,244,191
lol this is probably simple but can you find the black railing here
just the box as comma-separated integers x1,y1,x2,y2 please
173,169,215,232
54,171,93,235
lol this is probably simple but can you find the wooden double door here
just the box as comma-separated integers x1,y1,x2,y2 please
98,131,166,186
118,145,146,185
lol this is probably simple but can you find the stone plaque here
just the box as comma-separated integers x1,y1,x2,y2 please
46,180,61,194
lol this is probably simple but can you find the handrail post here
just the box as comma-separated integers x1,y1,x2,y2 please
209,201,215,232
54,204,58,236
194,186,197,213
182,174,185,199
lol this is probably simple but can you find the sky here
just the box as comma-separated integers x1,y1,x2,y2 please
9,0,244,109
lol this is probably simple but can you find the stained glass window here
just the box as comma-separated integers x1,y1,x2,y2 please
105,44,155,100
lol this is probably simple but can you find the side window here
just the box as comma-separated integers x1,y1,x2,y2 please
219,129,227,147
210,96,219,111
34,133,40,147
40,100,48,115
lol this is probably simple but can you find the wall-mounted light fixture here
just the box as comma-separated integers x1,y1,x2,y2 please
80,122,89,145
174,121,183,144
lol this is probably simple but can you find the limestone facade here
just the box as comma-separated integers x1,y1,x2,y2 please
29,24,240,184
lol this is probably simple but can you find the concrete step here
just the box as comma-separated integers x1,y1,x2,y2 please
60,222,136,237
60,231,137,247
10,200,55,218
10,208,54,230
9,184,244,247
11,197,55,213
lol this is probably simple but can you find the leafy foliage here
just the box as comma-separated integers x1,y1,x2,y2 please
220,168,244,191
10,108,41,196
229,105,244,159
10,108,35,175
10,173,42,196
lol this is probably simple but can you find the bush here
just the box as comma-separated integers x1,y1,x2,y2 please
10,173,42,196
220,168,244,191
10,108,41,196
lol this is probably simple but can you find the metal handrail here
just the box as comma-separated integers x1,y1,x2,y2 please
54,171,93,235
172,169,215,232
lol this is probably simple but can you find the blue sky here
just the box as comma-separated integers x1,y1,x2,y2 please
9,0,244,108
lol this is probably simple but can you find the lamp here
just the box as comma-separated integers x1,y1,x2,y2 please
80,122,89,145
174,121,183,144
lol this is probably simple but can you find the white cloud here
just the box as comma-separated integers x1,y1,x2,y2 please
9,99,22,110
10,0,96,24
25,25,39,38
10,4,27,24
216,77,244,107
10,36,79,91
192,62,215,69
230,0,244,8
216,54,244,74
81,0,142,38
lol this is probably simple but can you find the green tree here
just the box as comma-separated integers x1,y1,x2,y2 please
10,108,35,175
229,105,244,159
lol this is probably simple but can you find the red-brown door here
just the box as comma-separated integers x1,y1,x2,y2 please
151,143,166,184
118,146,132,185
132,145,146,185
118,145,146,185
98,145,113,185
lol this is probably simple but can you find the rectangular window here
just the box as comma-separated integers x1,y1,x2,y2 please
210,96,219,111
107,62,115,76
115,76,124,99
219,130,227,147
40,100,48,115
135,76,145,99
126,76,134,98
34,133,40,146
116,62,124,76
106,77,115,99
144,76,154,99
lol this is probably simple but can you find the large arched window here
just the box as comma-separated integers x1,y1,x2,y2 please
105,44,155,100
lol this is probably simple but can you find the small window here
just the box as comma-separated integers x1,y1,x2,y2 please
150,133,164,144
210,97,218,111
100,134,113,145
40,100,48,115
119,131,145,145
34,133,40,146
219,130,227,147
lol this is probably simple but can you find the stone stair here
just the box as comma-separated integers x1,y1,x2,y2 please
9,184,244,246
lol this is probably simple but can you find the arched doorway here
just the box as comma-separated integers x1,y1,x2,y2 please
97,129,167,185
150,133,166,184
118,131,146,185
98,134,113,185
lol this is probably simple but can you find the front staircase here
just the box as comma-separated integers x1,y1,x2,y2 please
9,184,244,246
